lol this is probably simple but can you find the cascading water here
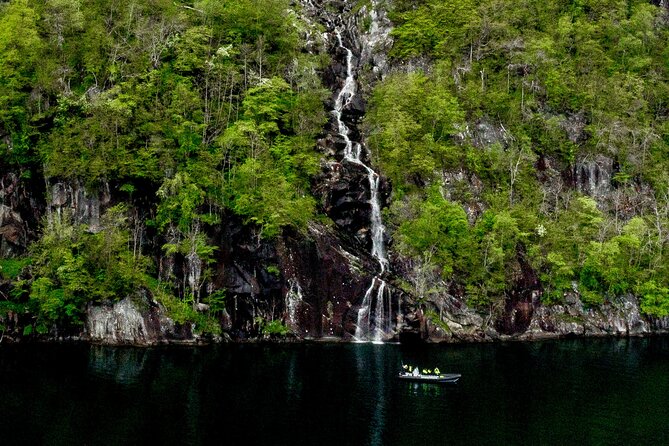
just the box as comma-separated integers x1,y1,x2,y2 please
332,29,388,274
352,277,393,343
285,279,304,332
316,5,392,343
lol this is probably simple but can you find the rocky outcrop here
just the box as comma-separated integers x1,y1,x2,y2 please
0,171,112,256
280,223,395,339
358,0,392,76
523,294,657,339
49,179,111,232
0,205,26,257
573,155,614,200
456,119,513,149
85,295,194,345
412,291,669,343
0,170,45,257
314,160,391,249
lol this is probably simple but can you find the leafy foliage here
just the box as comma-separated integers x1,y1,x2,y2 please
255,317,290,336
3,0,669,331
0,0,327,330
375,0,669,314
27,207,151,329
0,257,31,280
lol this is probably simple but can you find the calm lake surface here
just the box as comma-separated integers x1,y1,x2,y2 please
0,337,668,445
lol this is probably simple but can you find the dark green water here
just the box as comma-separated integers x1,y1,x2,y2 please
0,337,668,445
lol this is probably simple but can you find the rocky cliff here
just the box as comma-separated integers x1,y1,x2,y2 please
2,0,668,345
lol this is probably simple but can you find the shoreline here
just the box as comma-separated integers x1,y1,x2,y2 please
1,329,669,348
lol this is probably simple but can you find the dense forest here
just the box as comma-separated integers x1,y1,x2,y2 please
371,0,669,316
1,0,668,340
0,0,329,335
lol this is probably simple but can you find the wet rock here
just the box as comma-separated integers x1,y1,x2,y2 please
522,293,660,340
0,169,45,254
85,294,192,345
0,205,26,256
212,218,285,336
277,222,385,339
650,316,669,331
314,161,380,248
207,210,389,340
456,119,511,149
573,155,613,200
495,246,541,335
49,180,111,232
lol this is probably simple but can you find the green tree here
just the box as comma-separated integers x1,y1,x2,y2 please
28,207,151,331
0,0,43,132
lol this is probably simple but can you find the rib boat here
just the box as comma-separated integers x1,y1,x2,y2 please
397,371,461,383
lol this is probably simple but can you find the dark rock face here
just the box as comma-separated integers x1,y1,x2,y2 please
495,246,541,335
0,205,26,257
314,161,389,250
573,155,613,200
279,225,370,338
211,216,380,340
49,180,112,232
495,298,535,336
0,170,45,256
650,0,668,9
212,220,283,338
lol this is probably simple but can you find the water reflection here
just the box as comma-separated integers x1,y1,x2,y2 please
406,382,446,397
367,345,387,446
87,346,149,385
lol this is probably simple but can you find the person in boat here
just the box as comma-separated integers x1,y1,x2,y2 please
434,367,440,375
412,366,419,377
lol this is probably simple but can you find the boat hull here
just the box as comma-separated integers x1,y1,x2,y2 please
397,373,461,383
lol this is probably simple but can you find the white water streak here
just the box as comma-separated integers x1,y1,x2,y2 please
332,30,388,274
310,2,393,342
372,280,387,342
354,277,376,341
286,279,304,331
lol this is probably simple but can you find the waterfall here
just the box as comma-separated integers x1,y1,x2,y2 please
354,277,375,341
285,279,304,331
329,8,393,342
332,29,388,274
354,278,391,343
299,0,394,342
372,280,387,342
